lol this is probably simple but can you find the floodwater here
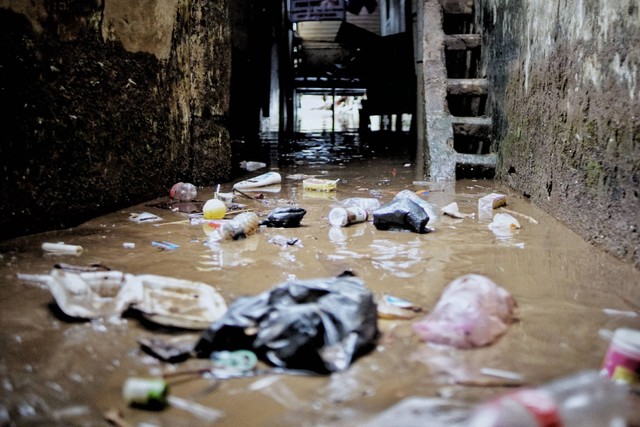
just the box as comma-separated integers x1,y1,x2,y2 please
1,131,639,426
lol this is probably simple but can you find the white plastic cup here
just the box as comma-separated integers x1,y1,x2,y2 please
123,377,168,407
329,207,368,227
601,327,640,385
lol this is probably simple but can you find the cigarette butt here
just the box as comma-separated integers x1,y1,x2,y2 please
41,242,84,256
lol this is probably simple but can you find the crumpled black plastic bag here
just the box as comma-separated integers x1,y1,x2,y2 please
372,198,430,233
194,275,379,373
260,207,307,228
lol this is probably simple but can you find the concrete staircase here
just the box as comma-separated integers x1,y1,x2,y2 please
422,0,495,181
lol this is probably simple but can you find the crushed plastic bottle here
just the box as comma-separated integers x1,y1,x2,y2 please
215,212,260,241
340,197,381,215
467,370,628,427
170,182,197,202
239,161,266,171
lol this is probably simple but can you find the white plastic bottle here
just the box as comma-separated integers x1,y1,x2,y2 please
170,182,197,201
467,370,628,427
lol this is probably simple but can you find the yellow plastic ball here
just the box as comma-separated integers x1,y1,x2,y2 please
203,199,227,220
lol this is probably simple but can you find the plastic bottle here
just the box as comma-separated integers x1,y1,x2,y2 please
329,207,368,227
340,197,381,215
216,212,260,240
467,370,628,427
170,182,197,202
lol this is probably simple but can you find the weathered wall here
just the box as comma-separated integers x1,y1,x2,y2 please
479,0,640,268
0,0,231,240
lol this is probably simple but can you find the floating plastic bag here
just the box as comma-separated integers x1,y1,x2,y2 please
441,202,474,219
372,198,430,233
488,213,521,239
195,274,379,373
412,275,516,348
260,207,307,228
393,189,439,221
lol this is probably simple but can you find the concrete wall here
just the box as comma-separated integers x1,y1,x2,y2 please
479,0,640,268
0,0,232,240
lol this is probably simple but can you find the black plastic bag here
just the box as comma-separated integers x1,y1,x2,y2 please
195,275,379,373
260,207,307,228
372,198,430,233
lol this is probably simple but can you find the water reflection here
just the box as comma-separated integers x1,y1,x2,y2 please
369,237,427,279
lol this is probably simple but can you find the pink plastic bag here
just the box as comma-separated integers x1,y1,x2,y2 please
412,275,516,349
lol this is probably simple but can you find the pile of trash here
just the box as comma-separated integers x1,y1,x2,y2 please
14,173,638,426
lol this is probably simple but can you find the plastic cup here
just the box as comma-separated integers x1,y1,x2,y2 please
601,327,640,385
123,377,168,408
329,207,367,227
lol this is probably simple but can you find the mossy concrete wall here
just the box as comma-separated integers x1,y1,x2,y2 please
0,0,231,240
479,0,640,268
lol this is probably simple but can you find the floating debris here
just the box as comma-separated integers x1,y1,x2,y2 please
129,212,162,223
441,202,475,219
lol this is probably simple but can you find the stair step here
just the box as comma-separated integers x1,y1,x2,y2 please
444,34,481,50
451,116,492,136
447,78,488,96
442,0,474,14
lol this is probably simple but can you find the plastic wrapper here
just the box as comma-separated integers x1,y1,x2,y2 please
195,274,379,373
260,207,307,228
412,274,516,348
478,193,507,211
372,198,430,233
488,213,521,238
393,189,439,221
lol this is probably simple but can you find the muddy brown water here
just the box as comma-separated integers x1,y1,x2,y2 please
1,132,639,426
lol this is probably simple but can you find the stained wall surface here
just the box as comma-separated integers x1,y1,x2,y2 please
0,0,232,240
479,0,640,267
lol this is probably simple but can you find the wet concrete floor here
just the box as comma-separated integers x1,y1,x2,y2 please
1,132,639,426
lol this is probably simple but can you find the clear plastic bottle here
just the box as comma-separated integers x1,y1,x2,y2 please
217,212,260,240
467,370,628,427
340,198,381,215
170,182,197,202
